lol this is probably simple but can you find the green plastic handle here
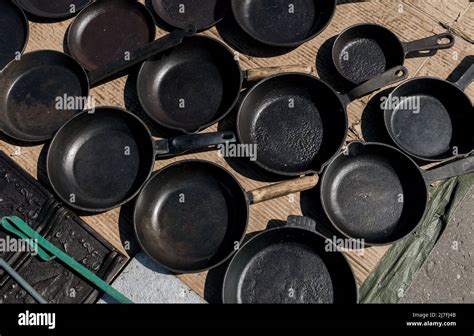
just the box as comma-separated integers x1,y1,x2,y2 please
1,216,133,304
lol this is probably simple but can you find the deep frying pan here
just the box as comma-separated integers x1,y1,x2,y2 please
151,0,229,32
231,0,337,48
0,0,28,70
67,0,157,71
14,0,91,19
134,160,319,273
0,29,193,142
333,23,455,84
384,64,474,162
137,35,311,134
237,66,408,176
320,142,474,246
47,108,236,213
223,216,358,304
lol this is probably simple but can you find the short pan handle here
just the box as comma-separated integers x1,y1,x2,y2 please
248,175,319,204
454,64,474,91
423,155,474,185
403,32,455,56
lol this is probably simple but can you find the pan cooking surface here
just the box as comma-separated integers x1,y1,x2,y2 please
233,0,318,45
389,95,453,158
68,1,155,70
15,0,90,17
0,2,27,69
238,242,334,303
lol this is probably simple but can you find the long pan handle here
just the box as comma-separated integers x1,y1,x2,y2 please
423,155,474,185
247,175,319,204
88,27,196,87
402,32,455,56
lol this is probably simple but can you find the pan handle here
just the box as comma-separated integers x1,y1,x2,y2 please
402,32,455,56
423,155,474,185
342,66,408,103
247,175,319,204
245,65,314,82
154,131,236,157
454,64,474,91
87,26,196,87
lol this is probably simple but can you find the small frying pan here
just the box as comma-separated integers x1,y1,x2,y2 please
231,0,337,48
67,0,157,71
151,0,229,32
333,23,455,84
14,0,91,19
47,108,236,213
0,1,28,70
223,216,358,304
237,66,408,176
134,160,319,273
0,29,193,142
320,142,474,246
384,64,474,162
137,35,312,134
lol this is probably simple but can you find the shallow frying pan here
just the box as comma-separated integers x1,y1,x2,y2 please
231,0,337,48
223,216,358,304
333,23,455,84
47,108,236,213
68,0,156,71
137,35,311,134
0,1,28,70
237,66,408,176
0,29,193,142
319,142,474,246
151,0,229,32
384,64,474,162
134,160,318,273
14,0,91,19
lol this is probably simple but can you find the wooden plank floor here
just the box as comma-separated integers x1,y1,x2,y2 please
0,0,472,300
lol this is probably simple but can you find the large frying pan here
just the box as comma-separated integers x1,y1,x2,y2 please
0,29,193,142
237,66,408,176
319,142,474,245
137,35,311,134
333,23,455,84
223,216,358,304
0,1,28,70
47,108,236,213
67,0,157,71
384,64,474,162
14,0,91,19
134,160,318,273
151,0,229,32
231,0,337,48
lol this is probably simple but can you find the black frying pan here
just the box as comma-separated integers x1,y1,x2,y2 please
0,29,193,142
14,0,91,19
223,216,358,304
151,0,229,32
333,23,455,84
0,0,28,70
137,35,311,134
67,0,157,71
134,160,318,273
384,64,474,162
320,142,474,246
231,0,337,48
47,108,236,213
237,66,408,176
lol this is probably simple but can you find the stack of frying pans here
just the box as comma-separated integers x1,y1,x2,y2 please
1,0,472,305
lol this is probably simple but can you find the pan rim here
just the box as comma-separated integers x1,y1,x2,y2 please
133,159,250,274
384,76,474,162
332,22,405,85
14,0,92,19
0,1,29,70
320,141,429,246
46,106,155,213
236,72,348,176
136,34,243,134
222,224,358,304
230,0,337,48
66,0,157,71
